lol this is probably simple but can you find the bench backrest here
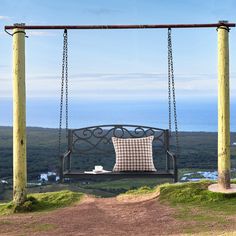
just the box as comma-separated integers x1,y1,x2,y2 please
68,124,169,154
67,125,170,170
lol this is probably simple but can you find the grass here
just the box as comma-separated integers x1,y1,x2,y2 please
125,185,157,195
158,180,236,214
120,180,236,234
0,190,84,215
117,185,159,202
174,206,234,235
30,223,57,232
78,178,172,193
120,180,236,213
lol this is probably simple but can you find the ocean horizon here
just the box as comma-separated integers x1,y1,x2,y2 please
1,99,236,132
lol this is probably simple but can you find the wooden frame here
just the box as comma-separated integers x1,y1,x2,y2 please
7,21,235,205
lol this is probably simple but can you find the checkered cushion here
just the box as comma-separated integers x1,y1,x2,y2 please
112,136,156,172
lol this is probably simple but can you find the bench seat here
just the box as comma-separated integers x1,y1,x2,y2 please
63,170,175,179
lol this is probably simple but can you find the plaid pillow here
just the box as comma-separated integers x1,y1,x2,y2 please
112,136,156,172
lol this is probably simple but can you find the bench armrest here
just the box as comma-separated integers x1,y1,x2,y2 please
166,150,175,159
60,150,71,177
62,150,71,160
166,150,178,182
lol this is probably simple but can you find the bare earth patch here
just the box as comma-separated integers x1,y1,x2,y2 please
0,196,235,236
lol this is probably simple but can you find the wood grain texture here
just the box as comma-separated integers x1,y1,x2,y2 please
218,26,231,189
13,27,27,205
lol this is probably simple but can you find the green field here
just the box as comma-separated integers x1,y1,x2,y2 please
1,126,236,202
1,126,236,181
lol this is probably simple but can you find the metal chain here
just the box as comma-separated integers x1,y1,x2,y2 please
58,29,68,156
65,30,68,135
168,28,172,134
168,28,179,156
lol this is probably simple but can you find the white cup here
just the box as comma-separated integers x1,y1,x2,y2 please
94,165,103,171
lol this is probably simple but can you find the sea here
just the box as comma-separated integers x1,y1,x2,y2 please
1,99,236,132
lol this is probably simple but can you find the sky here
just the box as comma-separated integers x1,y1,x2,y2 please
0,0,236,131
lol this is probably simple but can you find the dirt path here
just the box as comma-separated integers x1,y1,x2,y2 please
0,196,235,236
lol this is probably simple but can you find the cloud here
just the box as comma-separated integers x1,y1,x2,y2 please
1,72,235,100
85,8,122,15
27,31,57,37
0,64,9,68
0,15,12,21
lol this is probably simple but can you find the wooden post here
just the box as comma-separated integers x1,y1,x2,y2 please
217,24,231,189
13,24,27,205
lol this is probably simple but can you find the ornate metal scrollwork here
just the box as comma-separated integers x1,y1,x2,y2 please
70,124,167,154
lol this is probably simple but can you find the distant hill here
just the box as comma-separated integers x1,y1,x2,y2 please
0,126,236,180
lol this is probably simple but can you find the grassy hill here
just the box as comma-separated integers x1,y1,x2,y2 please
1,181,236,235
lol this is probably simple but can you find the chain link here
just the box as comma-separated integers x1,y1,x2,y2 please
58,29,68,156
168,28,179,156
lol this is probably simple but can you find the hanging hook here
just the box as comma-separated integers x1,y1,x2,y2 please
4,28,13,36
4,28,29,38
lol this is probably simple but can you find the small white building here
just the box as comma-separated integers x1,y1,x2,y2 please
1,180,8,184
39,172,60,182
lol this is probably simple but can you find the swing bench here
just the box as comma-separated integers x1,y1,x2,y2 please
60,124,178,182
59,29,179,183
